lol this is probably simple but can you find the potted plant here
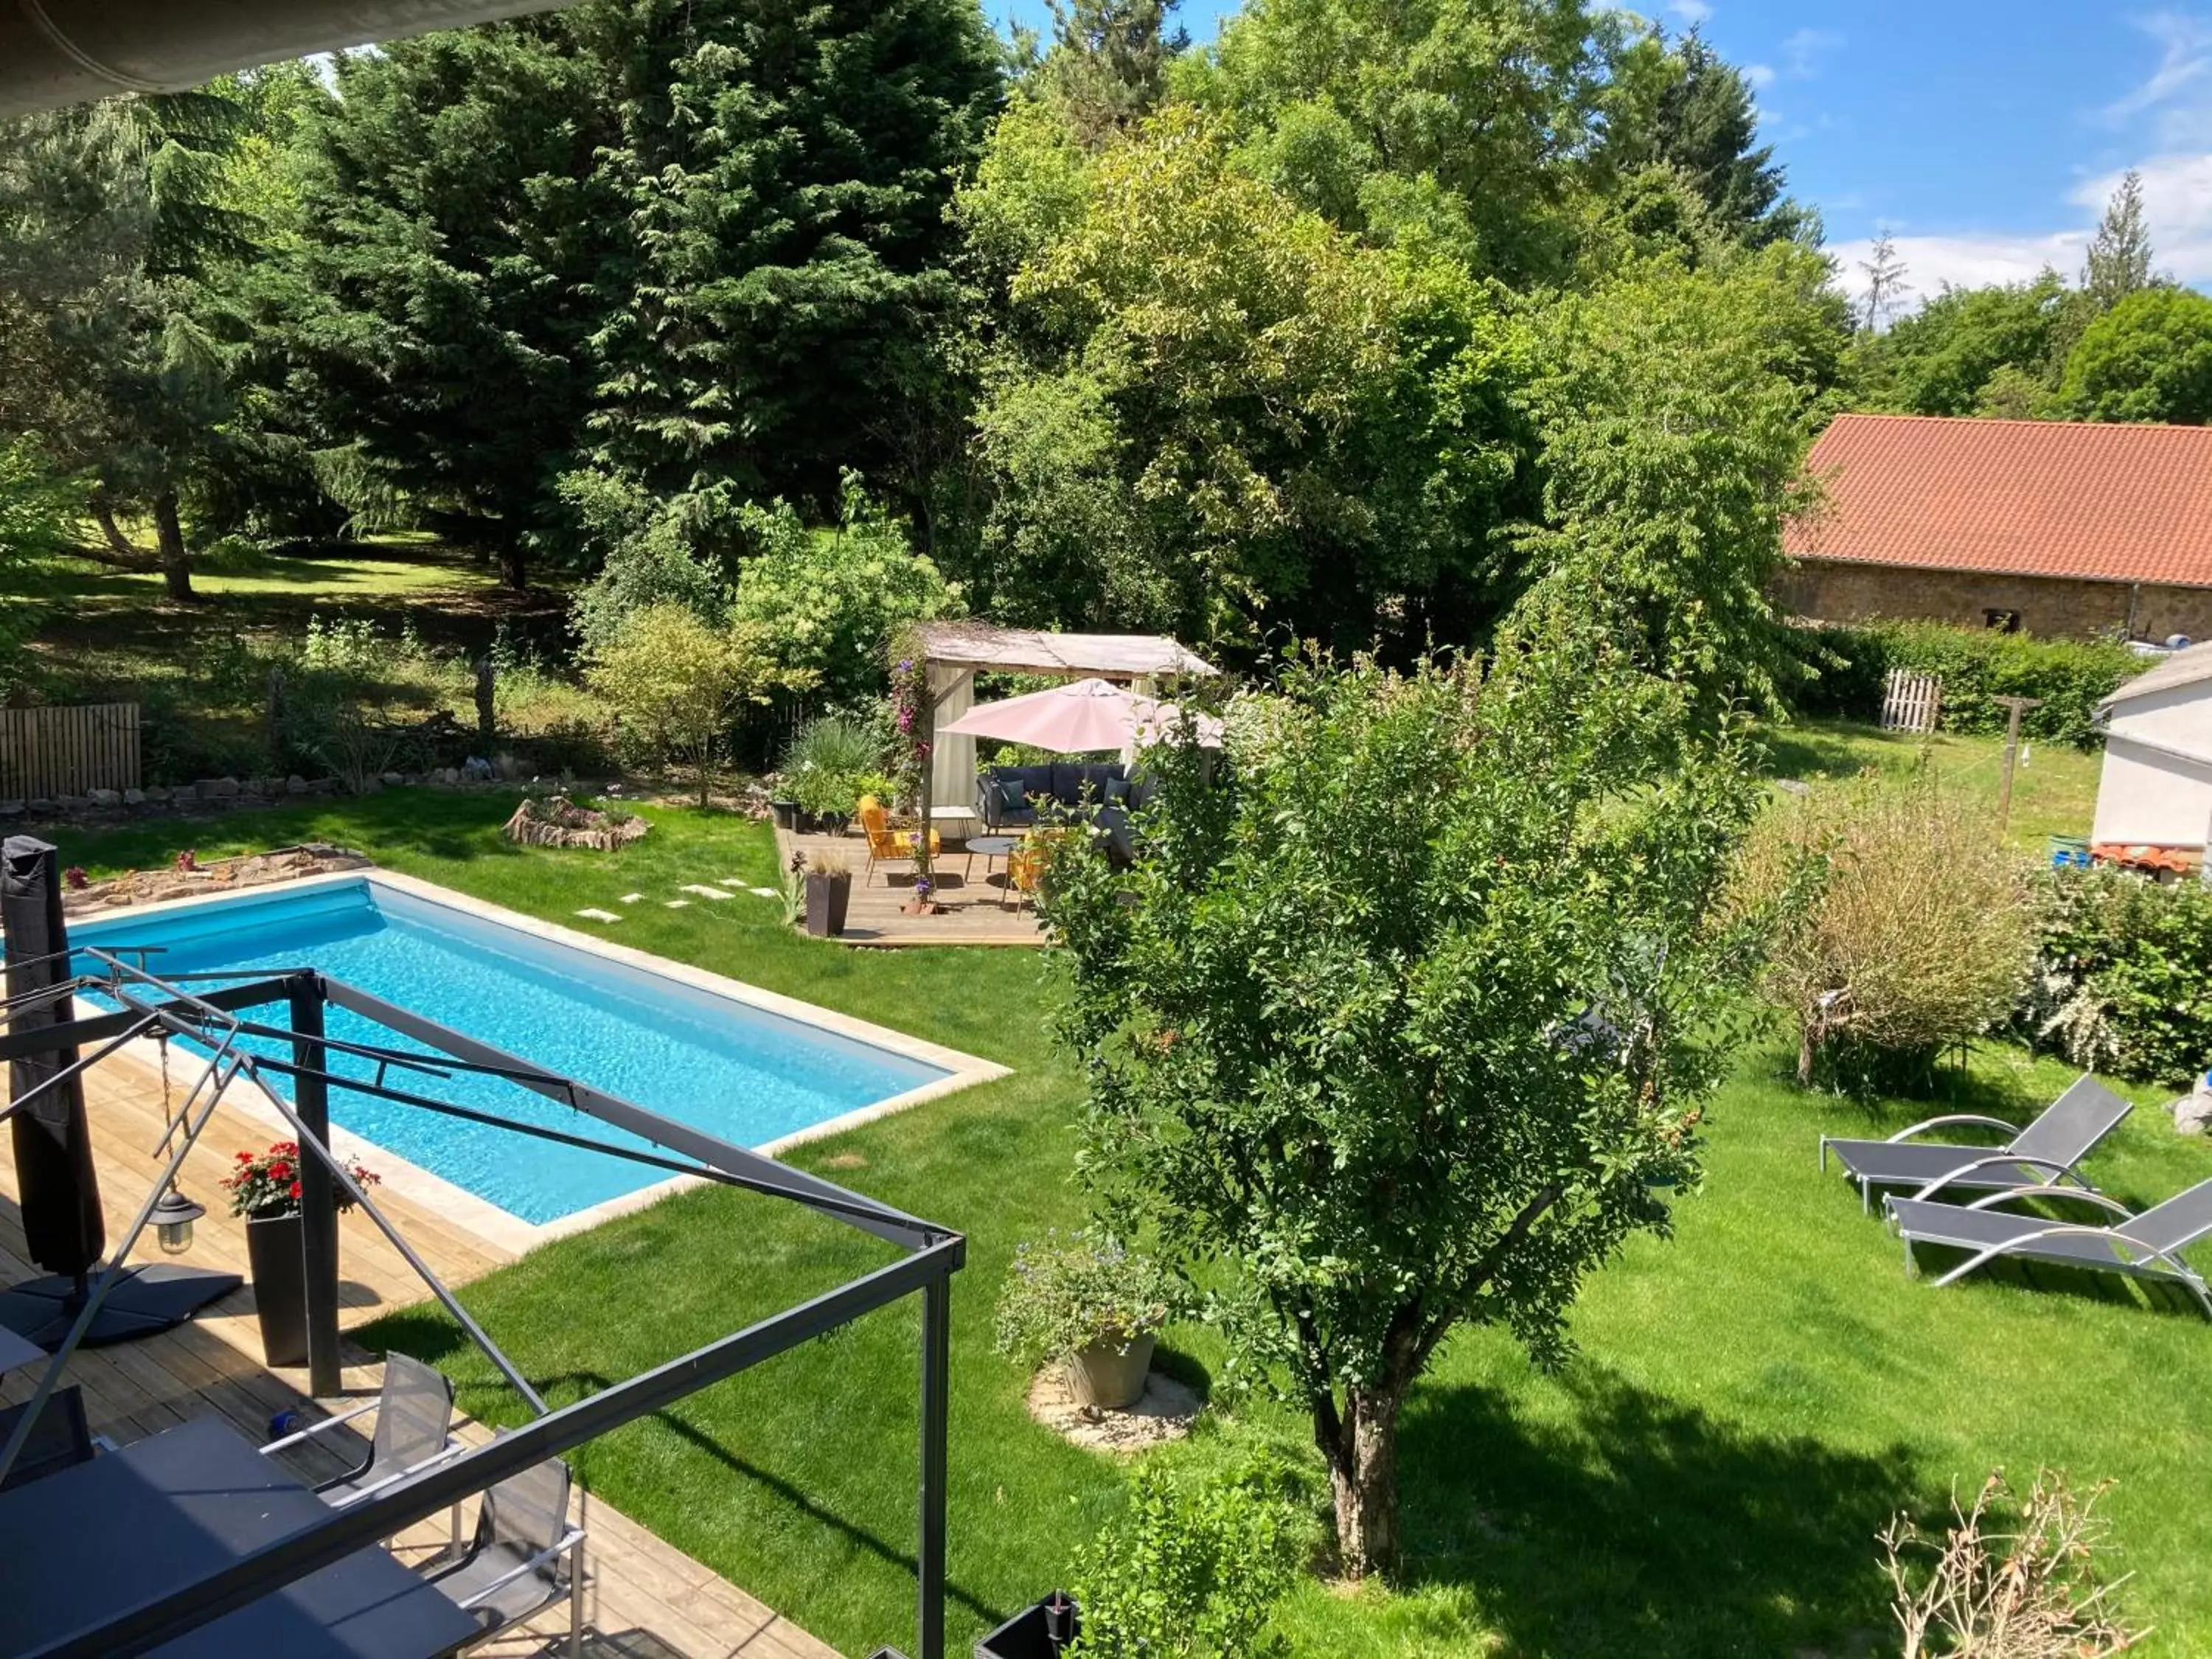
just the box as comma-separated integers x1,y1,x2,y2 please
993,1231,1183,1412
802,851,852,938
223,1141,379,1366
902,872,942,917
790,763,858,835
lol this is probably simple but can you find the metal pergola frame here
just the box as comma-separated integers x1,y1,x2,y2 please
0,947,960,1659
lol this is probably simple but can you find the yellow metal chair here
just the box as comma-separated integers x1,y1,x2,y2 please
856,796,940,887
1006,828,1064,910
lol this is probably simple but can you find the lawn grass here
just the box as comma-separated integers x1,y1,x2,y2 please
5,540,585,783
1759,717,2100,850
53,786,2210,1658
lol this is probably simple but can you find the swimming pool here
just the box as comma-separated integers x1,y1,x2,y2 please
67,875,978,1228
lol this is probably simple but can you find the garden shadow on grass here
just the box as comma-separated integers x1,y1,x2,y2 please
1395,1363,1927,1658
1899,1236,2212,1321
361,1318,1010,1631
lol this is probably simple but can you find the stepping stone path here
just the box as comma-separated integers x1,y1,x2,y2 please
746,887,779,899
575,908,622,924
664,899,689,909
619,892,644,904
679,884,736,901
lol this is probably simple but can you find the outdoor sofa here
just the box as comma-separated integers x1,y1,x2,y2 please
975,762,1156,864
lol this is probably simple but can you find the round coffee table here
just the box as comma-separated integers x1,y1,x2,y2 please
963,835,1018,906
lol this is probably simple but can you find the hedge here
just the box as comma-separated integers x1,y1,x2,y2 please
1787,620,2141,748
2018,866,2212,1087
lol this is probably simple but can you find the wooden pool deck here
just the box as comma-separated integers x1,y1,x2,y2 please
0,1047,838,1659
776,824,1046,947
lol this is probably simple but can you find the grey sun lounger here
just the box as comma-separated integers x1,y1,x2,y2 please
1885,1177,2212,1316
1818,1074,2130,1214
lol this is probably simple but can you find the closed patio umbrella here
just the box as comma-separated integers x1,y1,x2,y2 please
0,836,238,1346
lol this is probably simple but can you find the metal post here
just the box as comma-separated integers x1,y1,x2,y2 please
289,974,342,1397
917,1273,950,1659
1994,694,2041,834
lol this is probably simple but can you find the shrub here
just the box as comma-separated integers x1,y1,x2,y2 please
993,1231,1185,1371
1788,621,2139,748
585,606,814,805
726,476,961,706
1068,1457,1307,1659
1739,771,2037,1086
1882,1468,2141,1658
563,470,733,658
778,711,895,818
2018,865,2212,1085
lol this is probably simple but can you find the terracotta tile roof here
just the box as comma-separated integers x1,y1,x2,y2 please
1785,413,2212,590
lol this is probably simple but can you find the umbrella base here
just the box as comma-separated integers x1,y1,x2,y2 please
0,1265,241,1349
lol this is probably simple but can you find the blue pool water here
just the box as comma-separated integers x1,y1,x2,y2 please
69,880,947,1224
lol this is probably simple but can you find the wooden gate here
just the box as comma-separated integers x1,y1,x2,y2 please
1879,669,1943,734
0,703,142,799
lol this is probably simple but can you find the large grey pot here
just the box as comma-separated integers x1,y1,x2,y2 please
1063,1330,1155,1411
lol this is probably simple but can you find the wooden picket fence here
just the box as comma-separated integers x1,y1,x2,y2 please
1880,669,1943,734
0,703,142,800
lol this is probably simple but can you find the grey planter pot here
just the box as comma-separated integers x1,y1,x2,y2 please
1064,1330,1155,1411
804,871,851,937
246,1210,307,1367
975,1591,1079,1658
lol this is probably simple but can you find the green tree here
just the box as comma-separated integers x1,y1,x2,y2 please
1514,243,1841,709
1631,31,1805,247
1042,0,1187,150
583,0,1001,523
1851,273,2070,417
1180,0,1615,282
967,110,1531,647
561,469,734,656
287,25,619,587
2058,287,2212,426
2083,170,2155,313
584,603,814,804
1040,644,1767,1579
0,88,260,599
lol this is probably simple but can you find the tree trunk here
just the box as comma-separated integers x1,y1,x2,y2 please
151,489,195,602
1323,1384,1404,1581
1798,1022,1818,1086
91,491,140,560
496,541,527,591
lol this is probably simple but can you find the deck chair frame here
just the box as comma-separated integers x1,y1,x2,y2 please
1886,1183,2212,1317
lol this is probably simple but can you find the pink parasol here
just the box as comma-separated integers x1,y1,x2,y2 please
938,677,1222,752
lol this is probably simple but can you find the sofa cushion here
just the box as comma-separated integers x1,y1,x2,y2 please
1103,776,1130,804
993,776,1029,814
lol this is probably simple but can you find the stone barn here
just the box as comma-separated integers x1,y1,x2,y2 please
1778,413,2212,641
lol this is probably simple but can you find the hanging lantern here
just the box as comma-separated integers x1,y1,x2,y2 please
150,1187,205,1256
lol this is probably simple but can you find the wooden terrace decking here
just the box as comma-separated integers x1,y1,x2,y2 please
775,824,1046,947
0,1047,840,1659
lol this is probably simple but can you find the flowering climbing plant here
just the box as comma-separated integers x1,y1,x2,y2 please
222,1141,380,1220
888,633,934,887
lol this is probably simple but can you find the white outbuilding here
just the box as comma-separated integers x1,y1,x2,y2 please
2091,643,2212,860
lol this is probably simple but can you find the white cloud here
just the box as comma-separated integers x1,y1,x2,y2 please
1780,27,1842,78
2103,12,2212,129
1668,0,1714,22
1829,231,2090,307
1744,61,1776,88
2071,151,2212,281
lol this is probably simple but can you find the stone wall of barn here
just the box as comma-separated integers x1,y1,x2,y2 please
1775,559,2212,642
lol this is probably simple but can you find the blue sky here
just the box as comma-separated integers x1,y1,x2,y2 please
988,1,2212,308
